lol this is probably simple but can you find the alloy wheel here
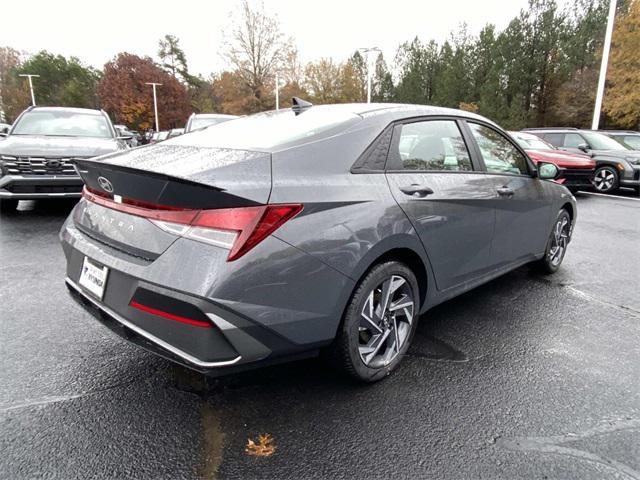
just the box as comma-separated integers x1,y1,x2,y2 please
594,168,616,192
358,275,414,368
548,216,570,267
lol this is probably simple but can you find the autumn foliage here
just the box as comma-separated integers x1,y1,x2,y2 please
97,53,190,131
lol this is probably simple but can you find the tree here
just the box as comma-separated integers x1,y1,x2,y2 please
158,34,189,83
18,51,100,110
97,53,190,131
603,0,640,128
0,47,29,123
304,58,342,103
372,53,394,102
223,0,292,110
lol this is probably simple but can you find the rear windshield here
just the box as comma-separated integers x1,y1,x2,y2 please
171,108,361,150
12,110,113,138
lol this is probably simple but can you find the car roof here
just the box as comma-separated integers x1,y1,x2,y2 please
192,113,237,119
28,106,104,116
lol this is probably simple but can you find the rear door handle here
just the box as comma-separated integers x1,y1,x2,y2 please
399,184,434,198
496,186,514,197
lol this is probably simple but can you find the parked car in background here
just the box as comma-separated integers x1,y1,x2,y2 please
185,113,237,133
509,131,595,192
0,106,128,212
114,124,140,147
61,102,576,382
150,130,169,144
167,128,185,139
602,130,640,151
524,128,640,194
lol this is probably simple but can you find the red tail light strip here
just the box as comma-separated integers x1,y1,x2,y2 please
82,186,303,261
129,300,212,328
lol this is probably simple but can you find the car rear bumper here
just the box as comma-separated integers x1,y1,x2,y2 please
60,210,353,373
0,174,83,199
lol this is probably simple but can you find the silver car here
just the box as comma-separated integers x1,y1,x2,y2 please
60,102,576,382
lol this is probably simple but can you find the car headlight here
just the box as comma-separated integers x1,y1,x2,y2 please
625,156,640,165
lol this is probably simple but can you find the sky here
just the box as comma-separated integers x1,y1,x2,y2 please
2,0,551,76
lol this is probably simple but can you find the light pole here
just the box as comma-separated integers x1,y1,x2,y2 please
275,72,280,111
19,74,40,106
592,0,617,130
145,82,162,132
359,47,381,103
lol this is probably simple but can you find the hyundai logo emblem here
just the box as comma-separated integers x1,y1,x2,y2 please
97,176,114,193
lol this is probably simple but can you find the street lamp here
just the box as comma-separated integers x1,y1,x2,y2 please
275,72,280,111
592,0,617,130
358,47,381,103
145,82,162,132
19,74,40,106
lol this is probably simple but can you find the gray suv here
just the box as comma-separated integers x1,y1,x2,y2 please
524,128,640,194
0,106,128,212
61,102,576,382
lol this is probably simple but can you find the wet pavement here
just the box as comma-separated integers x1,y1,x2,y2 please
1,193,639,479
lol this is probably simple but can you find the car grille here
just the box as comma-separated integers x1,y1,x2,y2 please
0,155,82,176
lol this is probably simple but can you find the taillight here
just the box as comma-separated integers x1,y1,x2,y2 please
82,187,302,261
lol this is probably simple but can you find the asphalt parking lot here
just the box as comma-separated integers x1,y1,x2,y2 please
1,192,639,480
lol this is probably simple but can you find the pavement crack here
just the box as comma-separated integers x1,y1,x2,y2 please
565,286,640,318
497,418,640,480
0,378,139,414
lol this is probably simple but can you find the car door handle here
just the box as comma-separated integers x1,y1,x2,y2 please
496,186,514,197
399,184,434,197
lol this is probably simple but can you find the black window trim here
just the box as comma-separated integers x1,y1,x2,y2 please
462,119,537,178
384,115,483,174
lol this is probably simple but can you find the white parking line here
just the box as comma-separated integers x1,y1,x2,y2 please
578,191,640,202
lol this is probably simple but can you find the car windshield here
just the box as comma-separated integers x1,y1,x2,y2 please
11,110,113,138
582,131,629,150
512,134,554,150
171,107,361,150
190,117,232,131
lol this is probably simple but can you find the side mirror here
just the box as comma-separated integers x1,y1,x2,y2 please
577,143,590,153
0,126,9,136
538,161,560,180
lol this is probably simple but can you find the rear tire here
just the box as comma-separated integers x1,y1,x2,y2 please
535,209,571,274
0,198,18,213
593,166,619,193
328,261,420,382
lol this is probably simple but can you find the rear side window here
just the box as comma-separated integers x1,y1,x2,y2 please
469,123,529,175
564,133,585,148
392,120,472,172
542,133,564,147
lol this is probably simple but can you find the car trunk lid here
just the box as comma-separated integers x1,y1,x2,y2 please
72,145,272,259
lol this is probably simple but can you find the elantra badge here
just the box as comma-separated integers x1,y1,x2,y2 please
97,176,114,193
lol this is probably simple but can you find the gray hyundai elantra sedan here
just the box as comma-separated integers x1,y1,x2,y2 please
60,101,576,382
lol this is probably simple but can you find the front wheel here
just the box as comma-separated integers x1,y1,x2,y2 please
535,209,572,274
328,261,419,382
593,166,619,193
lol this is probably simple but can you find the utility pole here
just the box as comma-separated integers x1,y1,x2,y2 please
358,47,381,103
19,74,40,106
592,0,617,130
275,72,280,111
145,82,162,132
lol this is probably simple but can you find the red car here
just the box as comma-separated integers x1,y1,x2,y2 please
510,131,595,191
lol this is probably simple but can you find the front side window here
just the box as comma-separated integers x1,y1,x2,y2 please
394,120,472,171
581,131,629,151
11,110,113,138
469,123,529,175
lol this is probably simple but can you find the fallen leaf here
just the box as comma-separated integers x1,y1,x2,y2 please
246,433,276,457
